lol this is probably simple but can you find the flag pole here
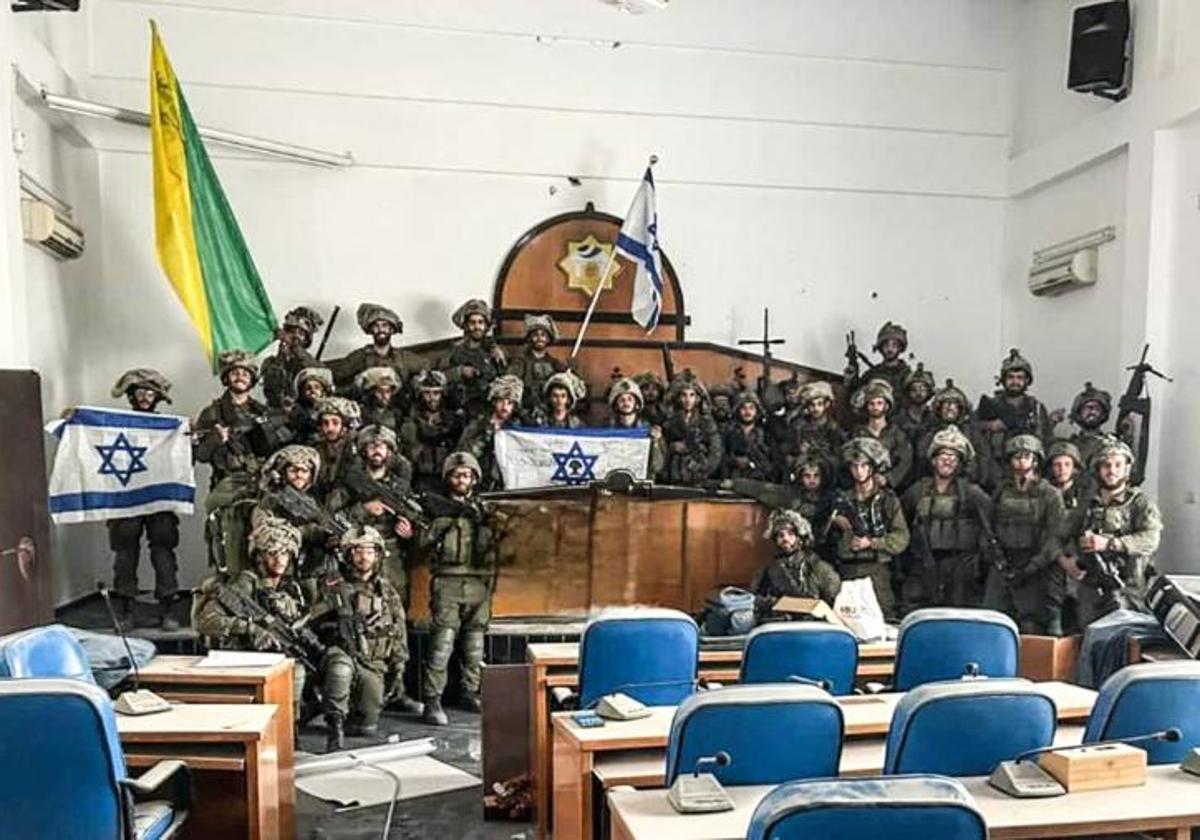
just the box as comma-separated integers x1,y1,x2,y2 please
570,155,658,360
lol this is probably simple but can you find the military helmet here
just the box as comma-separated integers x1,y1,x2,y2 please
283,306,324,338
217,349,259,384
1005,434,1044,460
316,396,362,425
874,321,908,352
1070,381,1113,424
851,378,894,412
1047,440,1082,467
799,380,835,405
733,390,763,412
927,426,974,464
930,378,970,415
667,370,710,406
791,452,830,485
412,368,448,394
999,348,1034,384
293,366,334,397
355,366,401,393
763,509,814,544
357,424,398,451
902,362,935,394
524,313,558,341
263,444,321,477
842,437,891,472
488,374,524,404
633,371,665,394
356,302,402,334
451,298,492,328
708,383,735,401
1090,434,1135,469
342,525,387,558
608,377,644,411
249,517,302,559
543,371,585,403
443,451,482,480
111,368,173,404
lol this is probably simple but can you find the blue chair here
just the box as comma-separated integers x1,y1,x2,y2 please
1084,661,1200,764
0,677,190,839
0,623,96,683
884,678,1055,776
578,608,699,708
740,624,859,695
893,608,1019,691
664,684,843,786
746,775,987,840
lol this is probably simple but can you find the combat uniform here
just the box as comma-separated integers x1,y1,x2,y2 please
459,375,524,491
721,392,776,481
858,322,912,396
1068,382,1115,469
286,367,334,445
660,374,723,485
895,363,935,443
439,299,507,416
916,379,995,490
356,367,405,431
529,371,586,430
194,352,269,487
260,306,323,410
752,510,841,620
606,377,666,478
850,380,914,489
633,372,669,429
251,445,331,585
326,303,423,393
506,314,568,414
312,397,361,503
976,349,1054,475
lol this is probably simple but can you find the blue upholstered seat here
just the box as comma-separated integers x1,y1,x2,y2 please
0,623,97,683
664,683,843,786
578,608,699,708
1084,661,1200,764
883,677,1055,776
893,608,1019,691
740,623,859,695
746,774,987,840
0,678,189,839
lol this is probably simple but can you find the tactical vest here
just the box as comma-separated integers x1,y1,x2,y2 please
913,483,980,552
430,512,496,576
1083,496,1136,538
840,492,893,563
340,577,402,663
994,484,1043,552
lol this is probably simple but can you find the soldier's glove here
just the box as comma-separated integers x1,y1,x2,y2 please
250,627,282,652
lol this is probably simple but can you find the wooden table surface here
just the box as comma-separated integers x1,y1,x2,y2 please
138,654,292,685
116,703,278,741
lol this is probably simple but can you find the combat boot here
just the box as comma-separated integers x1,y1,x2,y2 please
392,694,425,716
422,697,448,726
461,694,482,714
326,715,345,753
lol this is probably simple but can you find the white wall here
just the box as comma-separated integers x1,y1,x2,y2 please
11,0,1019,603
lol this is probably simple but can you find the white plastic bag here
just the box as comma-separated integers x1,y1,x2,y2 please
834,577,886,641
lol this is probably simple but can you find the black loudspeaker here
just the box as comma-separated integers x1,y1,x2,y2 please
1067,1,1130,101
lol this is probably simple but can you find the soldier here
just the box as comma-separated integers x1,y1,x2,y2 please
251,445,331,585
660,373,723,486
192,519,312,720
459,375,523,491
194,350,269,488
976,349,1054,476
311,525,413,751
607,377,666,477
984,435,1066,635
766,377,806,464
708,383,736,428
506,314,568,414
287,366,334,445
750,509,841,621
327,303,421,393
261,306,323,410
791,380,846,480
1059,436,1163,628
104,369,181,626
917,379,994,490
895,363,935,443
312,397,362,503
399,370,462,494
1047,440,1090,511
721,452,835,550
633,372,669,428
862,321,912,395
356,367,404,431
901,427,992,611
850,379,914,489
828,438,909,621
440,298,507,416
329,425,418,605
1068,382,1113,468
722,391,775,481
531,371,586,429
421,453,498,726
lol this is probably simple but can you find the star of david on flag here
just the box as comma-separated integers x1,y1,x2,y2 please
45,406,196,524
494,426,653,490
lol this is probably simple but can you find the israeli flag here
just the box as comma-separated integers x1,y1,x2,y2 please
495,426,652,490
45,406,196,524
617,166,664,332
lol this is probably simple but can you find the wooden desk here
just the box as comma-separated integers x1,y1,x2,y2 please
609,766,1200,840
135,655,296,840
118,703,280,840
528,639,895,839
553,682,1094,840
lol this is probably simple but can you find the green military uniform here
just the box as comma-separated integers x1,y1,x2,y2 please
326,303,423,393
355,366,405,431
285,366,333,446
607,377,666,477
312,397,361,503
251,445,330,585
858,322,912,396
660,373,723,485
311,526,411,750
916,379,995,491
722,392,776,481
832,438,910,621
459,375,523,491
976,349,1054,476
786,381,846,482
529,371,586,429
751,510,841,620
851,379,914,489
633,372,669,428
984,436,1066,634
1067,382,1114,469
439,299,507,416
895,363,935,443
260,306,323,410
506,314,568,414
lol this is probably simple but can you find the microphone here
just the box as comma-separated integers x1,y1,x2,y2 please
1014,728,1182,764
99,583,171,716
98,582,141,691
693,751,731,777
788,675,833,691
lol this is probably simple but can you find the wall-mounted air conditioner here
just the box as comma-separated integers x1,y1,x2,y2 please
21,197,85,260
1027,225,1115,298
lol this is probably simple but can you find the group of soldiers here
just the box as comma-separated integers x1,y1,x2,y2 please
103,303,1163,749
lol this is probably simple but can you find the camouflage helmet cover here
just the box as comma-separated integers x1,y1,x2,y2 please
667,370,710,406
633,371,665,393
111,368,173,404
355,366,402,393
217,349,259,383
842,437,892,471
733,390,763,412
451,298,492,328
1070,381,1113,424
293,366,334,396
250,517,302,559
316,396,362,425
356,424,398,451
412,368,448,393
443,451,482,480
283,305,324,336
799,380,835,405
999,348,1034,384
1047,440,1082,466
764,509,814,543
902,362,935,393
356,303,402,334
264,444,321,476
523,313,558,341
874,321,908,352
543,370,586,403
607,376,644,410
927,426,975,464
1005,434,1045,459
1090,434,1135,470
930,379,970,415
342,525,387,558
851,378,895,412
488,374,524,404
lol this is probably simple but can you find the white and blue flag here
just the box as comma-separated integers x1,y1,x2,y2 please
45,406,196,524
616,166,664,332
494,426,652,490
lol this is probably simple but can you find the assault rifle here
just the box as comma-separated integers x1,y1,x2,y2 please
976,393,1040,437
1116,344,1171,486
967,489,1010,581
272,485,353,540
827,494,870,539
342,468,431,530
842,331,873,392
908,513,939,602
1078,552,1125,596
214,586,324,672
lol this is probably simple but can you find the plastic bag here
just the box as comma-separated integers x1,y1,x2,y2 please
833,577,886,641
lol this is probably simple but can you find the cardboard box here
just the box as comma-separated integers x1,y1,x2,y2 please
1020,634,1081,682
773,597,846,628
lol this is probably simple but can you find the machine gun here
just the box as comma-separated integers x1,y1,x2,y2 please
341,469,431,530
272,485,352,539
214,586,324,672
1078,552,1125,596
1116,344,1171,486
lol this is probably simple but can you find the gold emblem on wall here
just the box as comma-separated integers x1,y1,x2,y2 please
557,235,623,298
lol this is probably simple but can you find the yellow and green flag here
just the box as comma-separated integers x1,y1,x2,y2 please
149,22,276,366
